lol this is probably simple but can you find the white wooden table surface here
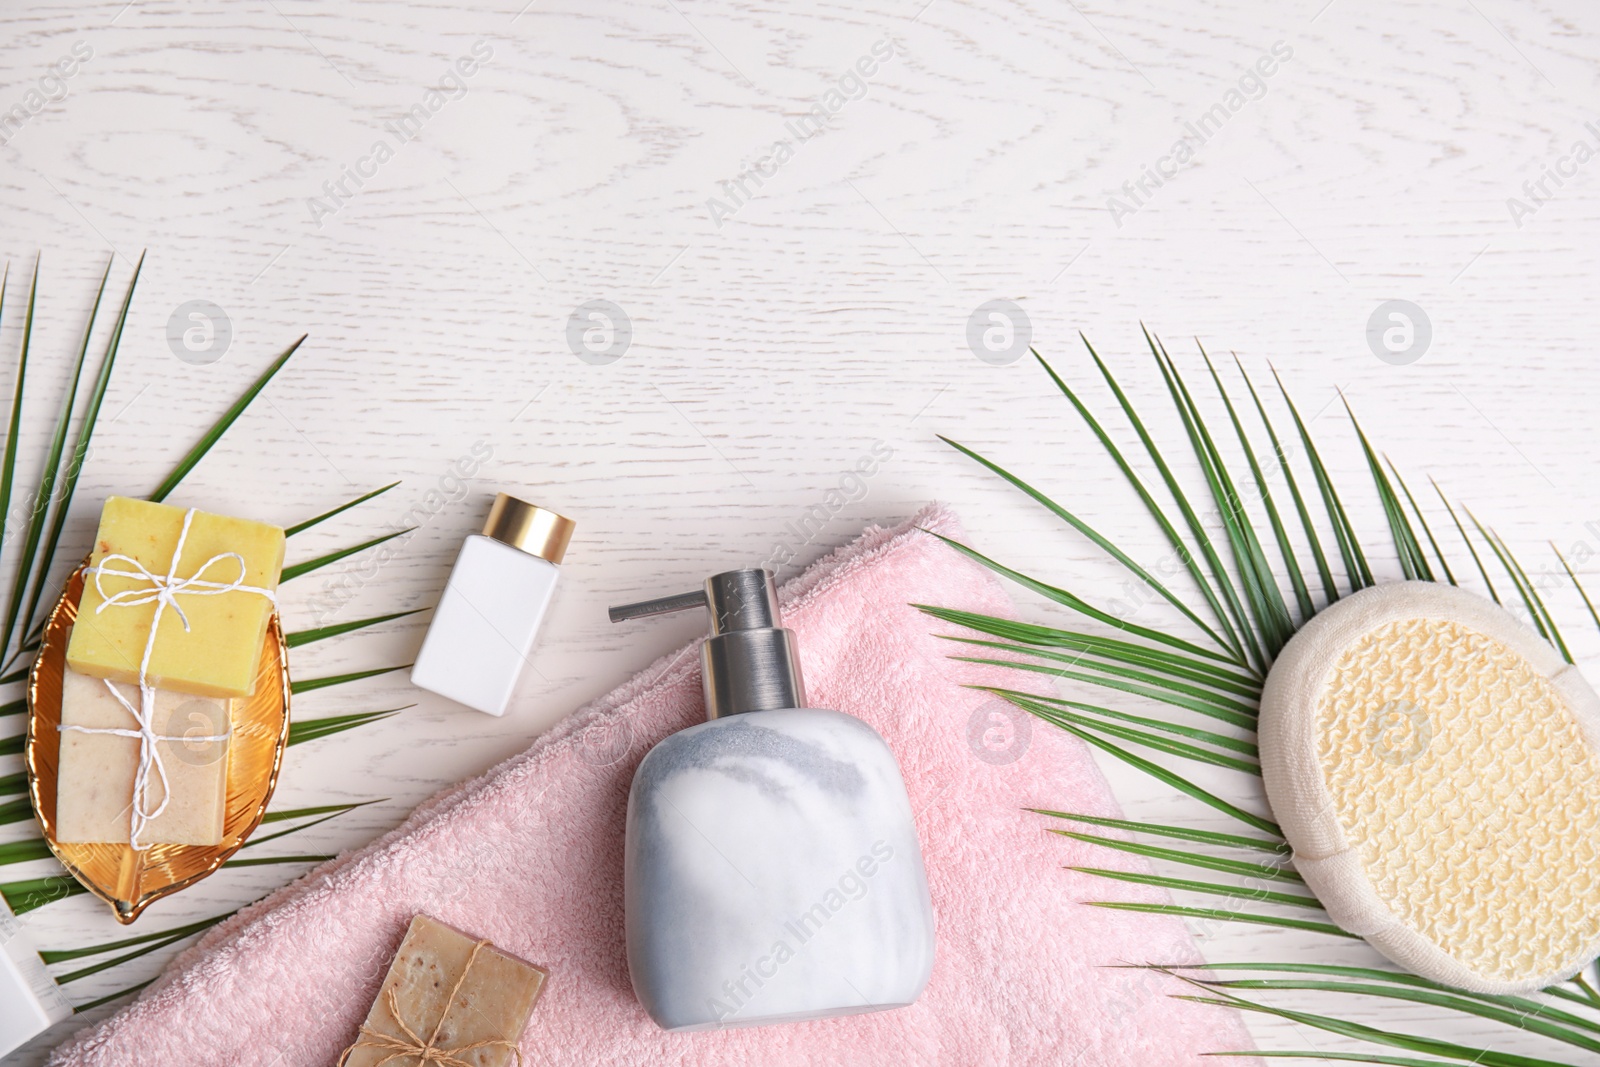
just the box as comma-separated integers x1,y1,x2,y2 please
2,0,1598,1062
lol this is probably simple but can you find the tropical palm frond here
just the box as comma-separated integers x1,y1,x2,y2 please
285,609,422,649
144,333,304,505
1170,967,1586,1066
0,257,417,1014
287,706,408,746
1177,970,1600,1053
281,527,415,583
1236,356,1340,605
1094,901,1351,938
1207,348,1315,623
290,665,410,695
40,911,230,970
1026,808,1286,853
1152,336,1294,657
990,687,1258,771
927,333,1600,1065
284,481,400,537
1385,459,1457,587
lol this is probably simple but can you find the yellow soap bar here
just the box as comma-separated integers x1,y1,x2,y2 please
344,915,547,1067
55,667,231,846
66,497,284,698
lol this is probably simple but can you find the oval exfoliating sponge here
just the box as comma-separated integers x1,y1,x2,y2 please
1260,580,1600,993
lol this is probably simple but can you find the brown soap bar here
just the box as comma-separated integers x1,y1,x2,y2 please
343,915,547,1067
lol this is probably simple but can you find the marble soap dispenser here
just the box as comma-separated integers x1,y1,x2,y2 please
610,569,935,1032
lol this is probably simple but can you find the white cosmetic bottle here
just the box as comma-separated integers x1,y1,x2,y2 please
610,569,936,1031
0,895,71,1058
410,493,575,716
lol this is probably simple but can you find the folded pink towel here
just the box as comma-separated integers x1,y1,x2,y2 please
50,504,1253,1065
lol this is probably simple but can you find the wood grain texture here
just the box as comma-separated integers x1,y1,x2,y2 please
2,0,1599,1061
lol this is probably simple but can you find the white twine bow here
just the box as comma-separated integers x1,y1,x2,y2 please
58,508,275,851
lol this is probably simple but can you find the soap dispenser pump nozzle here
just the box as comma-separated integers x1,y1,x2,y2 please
609,568,805,719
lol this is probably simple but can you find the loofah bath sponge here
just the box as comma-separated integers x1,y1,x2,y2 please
1259,580,1600,994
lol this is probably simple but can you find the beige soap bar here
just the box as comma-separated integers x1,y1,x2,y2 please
55,667,231,846
66,496,284,699
344,915,547,1067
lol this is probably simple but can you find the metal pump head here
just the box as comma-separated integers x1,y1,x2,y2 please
609,568,805,719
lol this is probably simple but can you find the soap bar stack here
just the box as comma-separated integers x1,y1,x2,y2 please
55,497,285,848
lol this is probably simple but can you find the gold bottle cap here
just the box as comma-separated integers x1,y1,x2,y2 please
482,493,575,564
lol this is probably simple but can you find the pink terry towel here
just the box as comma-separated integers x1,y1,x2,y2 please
49,504,1255,1066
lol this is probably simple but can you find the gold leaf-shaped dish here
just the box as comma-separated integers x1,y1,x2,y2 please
24,559,291,924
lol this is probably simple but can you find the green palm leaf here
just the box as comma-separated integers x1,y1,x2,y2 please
1434,479,1501,603
0,262,13,560
8,258,110,656
1180,962,1600,1031
40,911,229,966
290,665,409,695
0,257,412,1006
244,800,381,848
281,527,413,583
1151,336,1290,655
287,706,408,745
54,917,224,984
925,531,1237,665
1093,902,1350,937
918,605,1258,690
1236,356,1339,603
1192,976,1600,1052
285,481,400,537
1049,828,1300,882
1205,348,1314,620
1386,459,1458,586
1034,345,1251,665
1470,514,1572,661
285,609,422,649
146,334,305,504
0,797,34,825
953,635,1258,700
1221,1054,1483,1065
19,255,138,653
1026,809,1286,853
217,853,333,869
988,688,1258,770
1078,338,1261,666
981,684,1257,752
1176,979,1576,1066
1273,366,1372,589
0,837,50,863
1029,704,1258,773
1555,544,1600,632
1347,398,1433,582
0,257,43,664
936,435,1238,656
1027,708,1280,837
1071,866,1321,909
72,979,153,1013
961,649,1260,727
932,332,1600,1065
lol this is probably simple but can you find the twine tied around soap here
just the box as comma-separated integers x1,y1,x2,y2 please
337,940,523,1067
58,508,276,851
